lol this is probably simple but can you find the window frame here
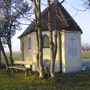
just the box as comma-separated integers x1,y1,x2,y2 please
28,37,31,49
42,34,49,48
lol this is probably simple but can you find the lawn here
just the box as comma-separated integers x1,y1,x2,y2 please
1,51,90,61
81,51,90,58
0,51,90,65
0,69,90,89
1,52,21,60
0,52,90,89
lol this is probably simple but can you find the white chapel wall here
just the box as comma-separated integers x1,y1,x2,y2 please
20,33,33,62
31,31,60,72
62,31,82,73
20,30,82,73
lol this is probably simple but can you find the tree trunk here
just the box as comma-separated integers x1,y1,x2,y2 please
47,0,59,78
58,31,62,72
7,0,13,66
54,30,57,61
0,39,9,69
7,39,13,66
55,0,62,72
37,0,44,77
49,32,55,77
38,28,44,78
48,0,55,78
54,0,58,60
32,0,44,78
36,31,39,73
34,8,39,73
0,50,1,64
0,37,1,64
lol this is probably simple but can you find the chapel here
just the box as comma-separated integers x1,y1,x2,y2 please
19,2,82,73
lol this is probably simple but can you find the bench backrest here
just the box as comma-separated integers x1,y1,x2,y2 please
14,61,33,65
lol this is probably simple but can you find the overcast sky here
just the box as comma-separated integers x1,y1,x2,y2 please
4,0,90,52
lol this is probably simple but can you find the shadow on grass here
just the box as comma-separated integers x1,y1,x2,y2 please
0,63,6,70
1,69,90,89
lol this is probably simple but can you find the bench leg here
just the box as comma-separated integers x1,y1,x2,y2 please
30,69,32,75
25,70,28,76
11,69,14,73
30,65,32,75
15,69,18,72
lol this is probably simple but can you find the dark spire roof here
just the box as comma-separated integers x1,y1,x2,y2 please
19,2,82,38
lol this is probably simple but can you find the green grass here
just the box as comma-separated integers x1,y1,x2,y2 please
1,51,90,60
0,51,90,64
0,52,90,89
81,51,90,58
0,64,5,69
0,69,90,89
1,52,21,60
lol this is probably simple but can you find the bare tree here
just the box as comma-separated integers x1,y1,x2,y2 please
82,0,90,6
34,8,39,73
0,37,1,64
0,39,9,69
72,0,90,11
31,0,45,78
0,0,30,67
47,0,65,77
82,0,90,10
81,43,90,51
47,0,57,78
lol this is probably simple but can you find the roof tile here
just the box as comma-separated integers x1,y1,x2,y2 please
19,2,82,38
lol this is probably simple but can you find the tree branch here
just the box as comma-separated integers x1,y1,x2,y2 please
31,0,38,12
60,0,65,4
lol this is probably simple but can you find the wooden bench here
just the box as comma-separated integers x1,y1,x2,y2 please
8,61,33,76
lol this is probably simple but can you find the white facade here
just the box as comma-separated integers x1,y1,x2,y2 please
20,30,82,73
61,31,82,73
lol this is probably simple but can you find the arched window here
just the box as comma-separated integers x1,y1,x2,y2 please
43,34,49,48
29,37,31,49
